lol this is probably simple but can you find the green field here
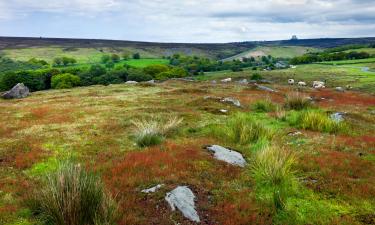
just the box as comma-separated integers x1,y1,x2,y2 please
122,58,169,68
224,46,319,61
344,47,375,55
318,57,375,65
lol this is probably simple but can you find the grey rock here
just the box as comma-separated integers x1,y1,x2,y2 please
141,184,164,193
146,80,155,84
255,84,277,92
221,97,241,107
206,145,246,167
211,80,217,84
335,87,345,92
1,83,30,99
288,131,302,136
259,79,272,84
331,112,345,122
165,186,200,223
237,79,248,85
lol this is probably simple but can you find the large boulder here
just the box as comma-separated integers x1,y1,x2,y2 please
1,83,30,99
206,145,247,167
165,186,200,223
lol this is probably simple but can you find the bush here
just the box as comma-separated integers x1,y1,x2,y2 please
133,53,140,59
211,113,275,145
51,73,80,89
287,110,348,133
284,93,312,111
251,146,296,210
0,69,58,91
29,162,118,225
143,64,170,77
127,69,153,82
250,73,263,80
252,99,277,112
132,116,183,147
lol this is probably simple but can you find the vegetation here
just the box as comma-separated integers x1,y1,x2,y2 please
252,99,277,112
51,73,81,89
29,162,118,225
284,93,312,110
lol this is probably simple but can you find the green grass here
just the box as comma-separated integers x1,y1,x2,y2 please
29,161,118,225
122,59,169,68
318,57,375,65
252,99,277,112
284,93,312,111
344,48,375,55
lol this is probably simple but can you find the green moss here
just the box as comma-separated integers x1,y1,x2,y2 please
26,157,59,177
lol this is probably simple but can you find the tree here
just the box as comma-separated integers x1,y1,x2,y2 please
62,57,77,66
53,57,63,66
101,55,111,64
51,73,80,89
133,53,141,59
127,68,152,82
143,64,170,77
111,54,120,62
122,52,130,60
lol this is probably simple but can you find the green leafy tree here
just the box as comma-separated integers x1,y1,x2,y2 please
133,53,141,59
111,54,120,62
51,73,80,89
101,55,111,64
53,57,63,66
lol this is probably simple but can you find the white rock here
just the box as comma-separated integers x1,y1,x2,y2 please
220,109,228,113
221,97,241,107
141,184,164,193
125,81,138,84
256,84,277,92
221,78,232,83
206,145,246,167
331,112,345,122
165,186,200,223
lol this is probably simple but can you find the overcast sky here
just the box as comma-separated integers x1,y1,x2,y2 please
0,0,374,43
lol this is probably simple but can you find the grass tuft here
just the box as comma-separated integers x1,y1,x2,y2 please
132,116,183,147
29,161,118,225
251,146,296,210
252,99,277,112
284,93,312,111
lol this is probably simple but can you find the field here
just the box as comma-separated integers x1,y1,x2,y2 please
198,62,375,94
223,46,319,61
122,58,169,68
1,79,375,225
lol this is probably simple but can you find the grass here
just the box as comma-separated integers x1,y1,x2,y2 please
208,113,275,145
122,59,169,68
284,93,312,110
132,116,183,147
29,161,118,225
251,146,297,210
318,57,375,65
252,99,277,112
287,110,348,134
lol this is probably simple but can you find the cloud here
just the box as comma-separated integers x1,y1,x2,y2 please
0,0,374,42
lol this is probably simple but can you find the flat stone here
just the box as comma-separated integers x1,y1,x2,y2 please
221,97,241,107
141,184,164,193
331,112,345,122
255,84,277,92
165,186,200,223
125,81,138,84
206,145,246,167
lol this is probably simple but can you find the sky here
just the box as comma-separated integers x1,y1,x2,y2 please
0,0,374,43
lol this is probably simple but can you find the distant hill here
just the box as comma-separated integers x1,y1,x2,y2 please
0,36,374,60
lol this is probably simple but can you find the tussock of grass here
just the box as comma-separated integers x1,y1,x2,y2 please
209,113,275,145
252,99,277,112
251,147,297,210
29,162,118,225
284,93,312,111
288,110,348,133
132,116,183,147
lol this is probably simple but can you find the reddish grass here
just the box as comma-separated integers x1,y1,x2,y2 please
311,89,375,107
300,150,375,198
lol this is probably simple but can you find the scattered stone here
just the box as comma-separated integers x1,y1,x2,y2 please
255,84,277,92
335,87,345,92
146,80,155,84
221,97,241,107
125,81,138,84
248,80,258,84
206,145,246,167
288,131,302,136
141,184,164,193
1,83,30,99
211,80,217,84
237,79,248,85
260,79,272,84
219,109,228,113
331,112,345,122
221,78,232,83
203,96,221,101
165,186,200,223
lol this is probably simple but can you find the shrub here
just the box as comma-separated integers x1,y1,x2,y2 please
251,73,263,80
251,146,296,210
211,113,275,145
143,64,170,77
284,93,312,111
29,162,118,225
288,110,348,133
133,53,140,59
127,69,153,82
252,99,277,112
132,116,183,147
51,73,80,89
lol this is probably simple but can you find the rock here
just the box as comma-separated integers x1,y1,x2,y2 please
335,87,345,92
331,112,345,122
165,186,200,223
288,131,302,136
146,80,155,84
255,84,277,92
260,79,272,84
221,97,241,107
211,80,217,84
206,145,246,167
219,109,228,113
141,184,164,193
237,79,248,85
221,78,232,83
125,81,138,84
248,80,258,84
1,83,30,99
